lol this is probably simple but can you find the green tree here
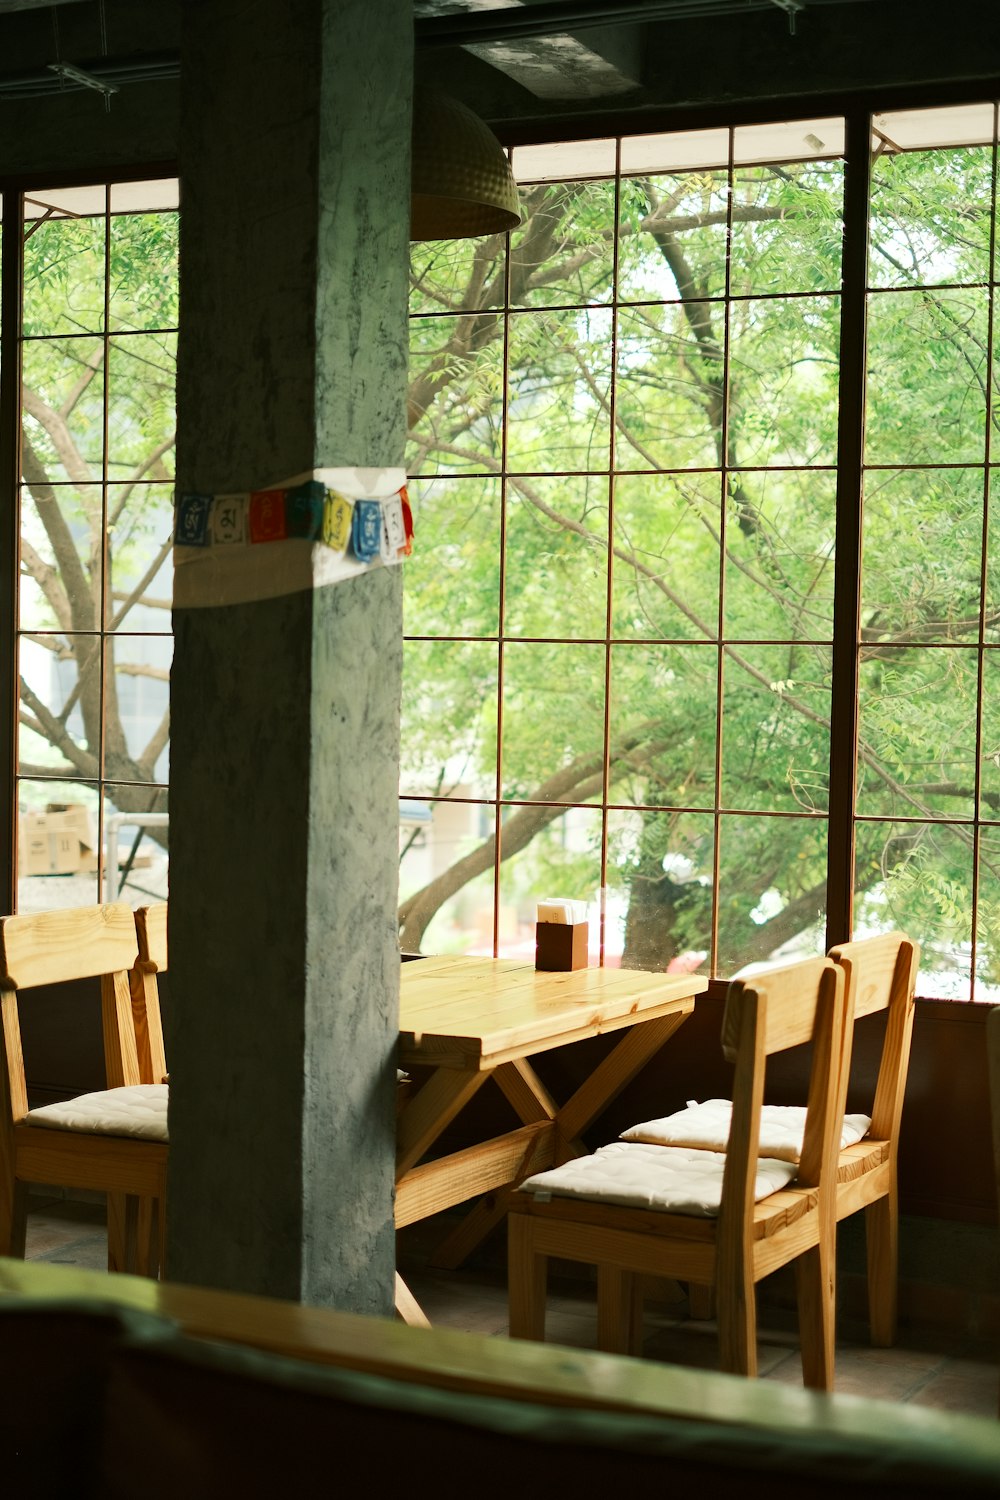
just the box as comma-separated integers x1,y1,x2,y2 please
17,205,177,868
401,137,999,993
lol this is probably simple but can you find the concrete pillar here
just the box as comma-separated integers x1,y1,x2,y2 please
167,0,410,1314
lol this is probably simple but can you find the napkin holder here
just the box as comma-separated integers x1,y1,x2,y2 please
535,900,588,972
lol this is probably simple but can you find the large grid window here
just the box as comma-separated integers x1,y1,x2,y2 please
14,179,178,912
402,103,1000,1002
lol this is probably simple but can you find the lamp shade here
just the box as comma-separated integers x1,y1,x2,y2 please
411,88,523,241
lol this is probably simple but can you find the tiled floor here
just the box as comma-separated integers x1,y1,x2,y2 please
23,1191,1000,1419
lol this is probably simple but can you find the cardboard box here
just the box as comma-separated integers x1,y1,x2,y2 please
18,812,51,877
17,802,97,877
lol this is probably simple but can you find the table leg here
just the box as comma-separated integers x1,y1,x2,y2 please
394,1272,431,1328
396,1066,490,1177
554,1005,693,1148
428,1060,564,1271
395,1066,491,1327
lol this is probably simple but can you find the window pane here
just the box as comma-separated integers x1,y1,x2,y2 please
869,144,994,289
18,632,101,776
729,159,844,297
617,170,729,304
615,303,723,470
409,233,506,317
22,211,105,336
504,476,608,639
403,476,501,637
612,472,722,641
19,482,102,630
103,784,169,905
108,210,179,331
728,296,840,467
107,332,176,481
862,469,985,644
105,636,171,782
865,288,989,464
401,639,498,802
606,808,714,971
988,468,1000,632
399,803,497,956
507,307,613,472
857,646,979,820
22,336,105,480
725,469,837,640
106,482,174,633
407,312,504,476
501,642,606,802
974,828,1000,1003
509,180,616,308
717,813,827,975
854,819,974,1000
497,805,602,962
721,645,832,814
978,652,1000,819
608,643,718,809
16,778,100,911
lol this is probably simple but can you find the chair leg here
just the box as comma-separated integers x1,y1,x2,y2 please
794,1241,836,1392
716,1265,757,1379
0,1175,27,1258
866,1190,898,1348
135,1196,158,1279
107,1192,133,1273
508,1215,547,1341
597,1266,637,1355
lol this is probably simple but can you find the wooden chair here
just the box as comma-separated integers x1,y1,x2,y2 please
0,903,168,1277
508,955,850,1390
828,932,919,1347
621,932,920,1347
131,903,169,1087
105,903,170,1275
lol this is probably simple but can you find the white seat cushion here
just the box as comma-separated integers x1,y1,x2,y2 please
25,1083,169,1143
517,1141,796,1218
620,1098,871,1164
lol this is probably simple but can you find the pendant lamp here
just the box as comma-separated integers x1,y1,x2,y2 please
411,88,523,241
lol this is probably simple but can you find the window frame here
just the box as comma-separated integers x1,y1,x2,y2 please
0,161,178,917
402,92,1000,1000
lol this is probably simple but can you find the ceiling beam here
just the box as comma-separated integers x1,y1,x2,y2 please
0,0,88,9
415,0,640,100
414,0,882,47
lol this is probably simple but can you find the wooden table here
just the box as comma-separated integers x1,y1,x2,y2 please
394,954,707,1325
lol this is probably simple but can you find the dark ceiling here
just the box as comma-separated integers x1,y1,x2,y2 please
0,0,996,136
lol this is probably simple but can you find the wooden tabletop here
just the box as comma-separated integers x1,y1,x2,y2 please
399,955,707,1071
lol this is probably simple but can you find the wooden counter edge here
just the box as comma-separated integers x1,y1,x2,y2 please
2,1257,999,1459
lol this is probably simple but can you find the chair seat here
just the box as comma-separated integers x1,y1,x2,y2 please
25,1084,169,1143
621,1098,871,1163
517,1141,797,1218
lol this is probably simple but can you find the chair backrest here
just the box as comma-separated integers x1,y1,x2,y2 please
0,903,137,990
719,956,849,1237
0,903,141,1125
135,904,168,974
132,904,168,1087
827,932,919,1146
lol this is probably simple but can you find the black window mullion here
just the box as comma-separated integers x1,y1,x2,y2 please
0,191,24,914
826,108,872,948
